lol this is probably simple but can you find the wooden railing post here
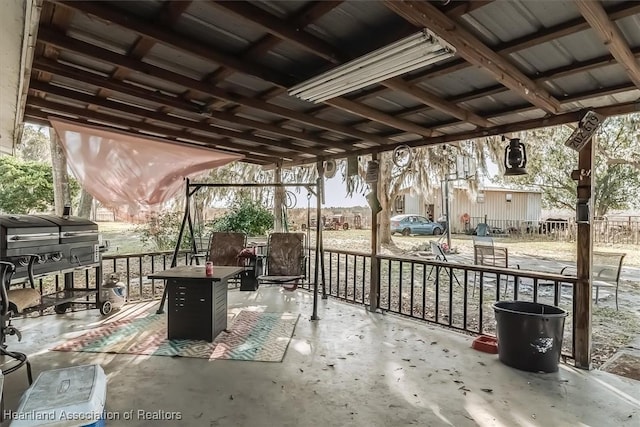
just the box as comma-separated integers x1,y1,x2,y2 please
574,139,594,369
368,153,380,312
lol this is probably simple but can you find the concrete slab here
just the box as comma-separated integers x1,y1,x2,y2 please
1,288,638,427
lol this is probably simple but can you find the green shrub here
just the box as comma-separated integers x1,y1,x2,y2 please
137,210,205,251
211,198,274,236
137,198,273,251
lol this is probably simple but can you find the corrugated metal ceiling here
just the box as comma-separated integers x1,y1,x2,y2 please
25,0,640,165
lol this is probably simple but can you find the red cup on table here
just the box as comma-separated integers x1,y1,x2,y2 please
205,261,214,276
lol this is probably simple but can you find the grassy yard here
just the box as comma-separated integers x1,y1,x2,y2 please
319,229,640,267
98,222,147,254
99,222,640,266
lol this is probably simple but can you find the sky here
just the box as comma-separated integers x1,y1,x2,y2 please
293,174,367,208
294,159,502,209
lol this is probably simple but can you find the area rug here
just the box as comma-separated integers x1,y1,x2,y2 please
52,311,299,362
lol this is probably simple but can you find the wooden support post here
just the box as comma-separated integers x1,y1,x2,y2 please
368,153,380,312
574,139,594,369
311,160,323,320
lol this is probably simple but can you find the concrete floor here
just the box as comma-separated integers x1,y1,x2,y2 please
1,287,638,427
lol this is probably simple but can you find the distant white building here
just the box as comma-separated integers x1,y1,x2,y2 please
395,185,542,233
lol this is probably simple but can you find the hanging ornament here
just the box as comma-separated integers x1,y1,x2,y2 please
347,156,359,177
392,144,413,169
365,160,379,183
324,159,337,178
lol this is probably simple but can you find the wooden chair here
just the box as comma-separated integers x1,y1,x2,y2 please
473,240,510,297
258,233,306,291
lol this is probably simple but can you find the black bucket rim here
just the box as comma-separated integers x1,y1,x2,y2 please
493,300,567,318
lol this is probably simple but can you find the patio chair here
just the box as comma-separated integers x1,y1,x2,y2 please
476,223,488,237
592,252,626,310
427,241,461,286
559,252,626,310
0,260,35,386
207,232,247,266
472,238,510,297
190,232,246,265
258,233,306,291
472,235,494,248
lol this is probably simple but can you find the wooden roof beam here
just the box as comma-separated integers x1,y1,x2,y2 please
324,98,436,137
385,0,561,114
107,0,192,96
379,46,640,124
205,1,343,84
23,107,277,164
28,84,329,157
260,0,495,134
52,0,295,87
52,1,438,142
353,1,640,103
575,0,640,89
442,0,494,16
284,99,640,166
36,27,391,146
382,78,493,127
25,100,296,164
277,43,640,142
208,1,344,63
29,65,352,151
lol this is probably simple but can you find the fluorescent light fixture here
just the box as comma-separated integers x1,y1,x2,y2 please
288,29,455,103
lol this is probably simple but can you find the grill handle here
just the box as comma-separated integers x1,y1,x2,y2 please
63,231,98,237
8,233,59,241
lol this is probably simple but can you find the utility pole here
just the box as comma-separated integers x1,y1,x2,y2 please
441,147,475,251
442,179,452,250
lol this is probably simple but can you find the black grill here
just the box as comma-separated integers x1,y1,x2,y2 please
0,214,100,282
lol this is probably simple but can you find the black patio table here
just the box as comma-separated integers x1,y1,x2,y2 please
149,265,244,342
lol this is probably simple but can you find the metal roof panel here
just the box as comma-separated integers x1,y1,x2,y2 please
67,13,139,49
143,44,216,80
463,0,581,44
174,2,264,52
307,1,407,55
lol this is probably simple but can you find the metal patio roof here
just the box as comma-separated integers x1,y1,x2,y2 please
24,0,640,166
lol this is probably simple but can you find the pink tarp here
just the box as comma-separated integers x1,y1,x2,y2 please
50,119,243,213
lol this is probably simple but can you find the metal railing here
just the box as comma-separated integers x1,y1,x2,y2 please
101,250,191,302
26,248,577,359
464,217,640,245
303,249,577,359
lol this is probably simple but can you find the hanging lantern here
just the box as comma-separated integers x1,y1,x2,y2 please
504,138,527,176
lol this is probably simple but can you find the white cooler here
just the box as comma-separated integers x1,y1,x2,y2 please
10,364,107,427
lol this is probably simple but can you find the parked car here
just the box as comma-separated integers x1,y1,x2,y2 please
391,214,444,236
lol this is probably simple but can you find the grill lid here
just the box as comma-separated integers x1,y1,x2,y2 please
0,215,60,250
0,215,59,229
33,215,98,243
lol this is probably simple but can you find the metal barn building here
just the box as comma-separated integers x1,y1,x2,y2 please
398,186,542,233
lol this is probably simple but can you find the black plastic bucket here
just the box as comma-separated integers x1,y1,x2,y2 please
493,301,568,373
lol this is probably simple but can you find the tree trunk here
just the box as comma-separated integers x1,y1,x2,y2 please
49,128,71,215
77,189,93,218
378,152,393,245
